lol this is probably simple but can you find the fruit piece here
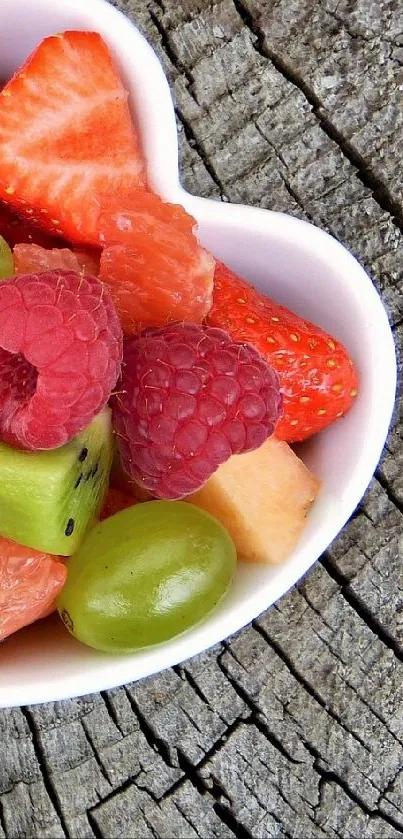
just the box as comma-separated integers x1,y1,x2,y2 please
98,191,215,333
0,409,113,556
0,31,145,244
188,437,320,565
112,323,282,500
14,244,100,277
100,487,138,520
0,201,67,249
207,261,359,442
0,269,122,450
110,445,154,502
57,501,236,652
0,537,66,641
0,234,13,279
99,189,195,241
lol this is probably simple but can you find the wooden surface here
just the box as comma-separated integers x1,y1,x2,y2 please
1,1,402,836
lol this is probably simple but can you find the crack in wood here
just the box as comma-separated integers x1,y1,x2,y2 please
147,4,228,199
375,469,403,518
194,716,249,773
278,171,317,223
87,777,138,818
314,771,403,833
138,808,160,839
232,0,403,234
123,687,177,769
173,666,211,709
212,802,255,839
19,707,69,838
0,801,6,838
219,624,403,825
278,719,403,832
327,8,403,50
321,555,403,660
177,749,260,839
79,719,113,791
253,621,374,753
216,645,304,766
176,107,228,199
86,740,241,837
86,809,105,839
99,693,125,737
377,765,403,808
306,614,403,747
199,716,322,837
251,119,318,221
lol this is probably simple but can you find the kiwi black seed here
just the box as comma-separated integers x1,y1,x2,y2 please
65,518,75,537
0,409,113,555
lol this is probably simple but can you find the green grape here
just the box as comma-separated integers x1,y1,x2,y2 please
57,501,236,653
0,235,13,279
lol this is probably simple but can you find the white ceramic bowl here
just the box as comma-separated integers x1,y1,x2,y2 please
0,0,396,708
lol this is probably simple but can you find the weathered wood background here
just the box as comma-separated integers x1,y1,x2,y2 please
1,1,402,836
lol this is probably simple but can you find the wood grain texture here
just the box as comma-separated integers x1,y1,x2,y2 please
1,1,402,836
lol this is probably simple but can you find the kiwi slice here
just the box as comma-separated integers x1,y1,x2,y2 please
0,408,113,555
0,235,13,279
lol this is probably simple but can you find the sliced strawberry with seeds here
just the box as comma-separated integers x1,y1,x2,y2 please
0,31,146,245
0,202,67,249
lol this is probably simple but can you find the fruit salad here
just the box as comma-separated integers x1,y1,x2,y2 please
0,31,358,653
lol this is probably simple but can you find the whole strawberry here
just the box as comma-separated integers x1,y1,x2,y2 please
112,323,282,500
207,262,358,442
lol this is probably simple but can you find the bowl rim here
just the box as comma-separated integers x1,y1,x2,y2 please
0,0,397,708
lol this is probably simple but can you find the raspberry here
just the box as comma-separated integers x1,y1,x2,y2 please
112,323,282,500
0,270,122,450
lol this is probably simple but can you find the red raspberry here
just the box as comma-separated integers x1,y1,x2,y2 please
0,270,122,450
112,323,282,500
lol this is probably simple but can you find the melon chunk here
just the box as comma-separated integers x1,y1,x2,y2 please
187,438,320,565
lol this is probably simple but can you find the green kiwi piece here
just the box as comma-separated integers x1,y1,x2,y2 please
0,235,14,279
0,408,113,555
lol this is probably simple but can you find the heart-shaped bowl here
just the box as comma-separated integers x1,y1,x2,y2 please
0,0,396,708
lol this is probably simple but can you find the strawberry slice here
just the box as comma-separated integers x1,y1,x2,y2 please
0,202,66,249
207,261,358,442
0,31,146,245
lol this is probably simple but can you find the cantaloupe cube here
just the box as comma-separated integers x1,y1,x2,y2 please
187,438,320,565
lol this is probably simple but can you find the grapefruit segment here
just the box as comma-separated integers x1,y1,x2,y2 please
0,536,66,641
14,244,100,276
98,191,215,334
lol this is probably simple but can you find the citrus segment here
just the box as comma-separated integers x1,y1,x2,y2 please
0,536,66,641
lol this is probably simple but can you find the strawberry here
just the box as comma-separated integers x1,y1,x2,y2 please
100,488,138,521
0,202,66,249
0,31,145,245
207,261,358,442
